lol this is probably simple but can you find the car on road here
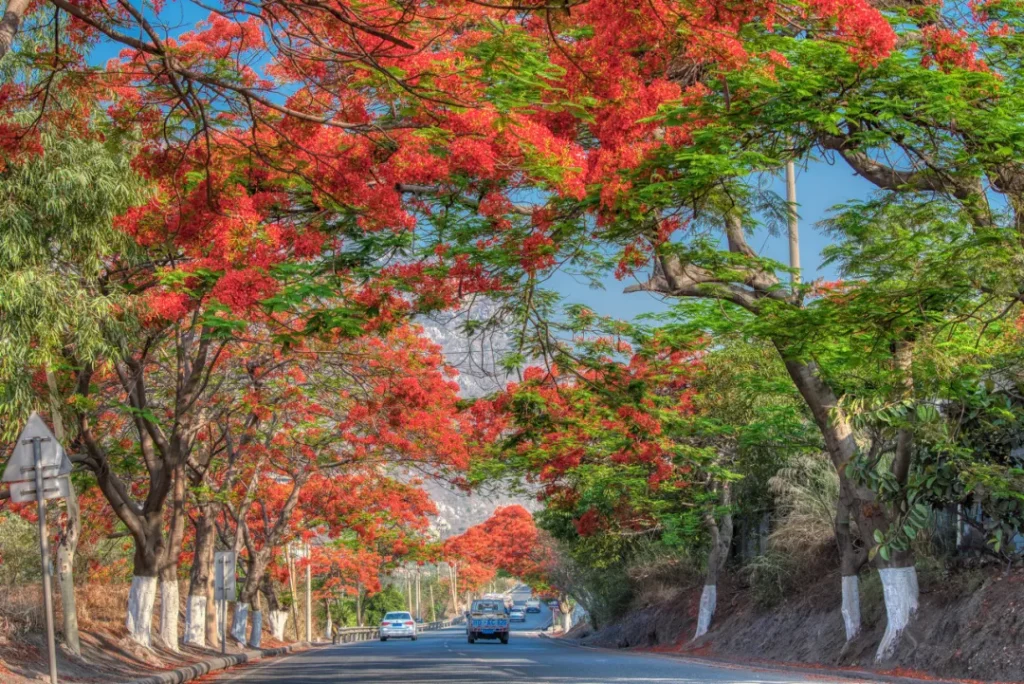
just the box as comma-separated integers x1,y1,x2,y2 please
379,611,417,641
467,598,510,644
509,608,526,622
525,599,541,613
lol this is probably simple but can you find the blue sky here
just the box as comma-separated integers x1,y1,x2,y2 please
79,11,875,325
547,160,878,321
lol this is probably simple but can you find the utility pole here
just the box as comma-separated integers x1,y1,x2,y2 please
429,583,436,622
415,570,421,621
786,158,800,286
304,542,312,642
356,581,363,626
287,544,300,641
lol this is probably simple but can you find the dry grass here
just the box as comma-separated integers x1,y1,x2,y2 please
0,585,44,643
0,581,134,647
77,582,131,631
767,453,839,555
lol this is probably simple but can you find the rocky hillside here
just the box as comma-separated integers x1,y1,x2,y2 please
417,302,538,539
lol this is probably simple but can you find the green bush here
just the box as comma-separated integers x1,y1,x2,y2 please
364,585,408,626
743,550,797,609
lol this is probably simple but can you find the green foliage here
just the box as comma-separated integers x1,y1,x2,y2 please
743,550,798,610
0,126,148,438
0,513,40,585
363,585,408,626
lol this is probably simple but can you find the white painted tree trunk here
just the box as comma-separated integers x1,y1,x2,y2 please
841,575,861,642
561,610,571,633
325,611,332,642
184,594,207,647
248,610,263,648
231,602,249,645
126,576,158,647
694,584,716,638
159,579,180,651
876,567,919,661
269,610,289,640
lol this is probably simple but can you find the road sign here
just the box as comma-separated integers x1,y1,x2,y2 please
3,413,67,482
214,551,236,602
1,412,67,684
9,476,70,504
214,552,236,655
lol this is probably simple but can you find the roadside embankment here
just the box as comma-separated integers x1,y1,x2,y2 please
569,562,1023,683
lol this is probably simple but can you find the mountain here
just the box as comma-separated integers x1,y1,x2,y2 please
416,301,539,539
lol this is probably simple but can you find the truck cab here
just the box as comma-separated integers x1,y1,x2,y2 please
466,598,510,644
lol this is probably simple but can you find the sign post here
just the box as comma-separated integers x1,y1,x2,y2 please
214,551,236,655
2,413,73,684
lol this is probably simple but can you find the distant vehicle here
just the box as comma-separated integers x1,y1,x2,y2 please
379,611,417,641
467,598,510,644
525,599,541,613
509,609,526,623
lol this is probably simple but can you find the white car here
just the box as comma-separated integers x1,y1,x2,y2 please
379,611,418,641
509,609,526,622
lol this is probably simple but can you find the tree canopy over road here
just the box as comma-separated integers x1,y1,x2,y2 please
0,0,1022,671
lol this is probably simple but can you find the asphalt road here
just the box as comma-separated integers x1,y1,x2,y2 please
213,605,869,684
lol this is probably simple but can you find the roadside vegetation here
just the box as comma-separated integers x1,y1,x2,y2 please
0,0,1023,682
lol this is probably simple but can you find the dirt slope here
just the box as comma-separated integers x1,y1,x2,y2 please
574,563,1024,683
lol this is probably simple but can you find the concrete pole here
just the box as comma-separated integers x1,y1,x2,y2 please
415,571,421,621
786,159,800,285
430,583,436,622
304,542,312,642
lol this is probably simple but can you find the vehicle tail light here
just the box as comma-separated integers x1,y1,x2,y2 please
404,621,414,626
380,621,388,626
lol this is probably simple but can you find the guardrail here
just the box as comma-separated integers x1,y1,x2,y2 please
333,617,463,644
335,627,380,643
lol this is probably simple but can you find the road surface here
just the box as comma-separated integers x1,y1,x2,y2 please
214,595,867,684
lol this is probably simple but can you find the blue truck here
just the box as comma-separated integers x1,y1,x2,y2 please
466,598,510,644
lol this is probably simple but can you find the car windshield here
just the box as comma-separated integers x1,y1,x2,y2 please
471,601,500,612
384,612,412,621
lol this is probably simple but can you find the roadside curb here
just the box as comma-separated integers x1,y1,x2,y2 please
537,634,966,684
120,641,313,684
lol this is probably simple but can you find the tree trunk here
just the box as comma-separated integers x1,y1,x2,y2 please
185,504,215,647
287,548,301,640
269,611,289,640
55,484,82,656
127,575,159,647
876,563,919,661
558,593,572,633
248,585,263,648
231,602,249,645
126,512,165,647
235,551,271,645
836,497,865,642
158,468,186,652
875,339,918,661
47,370,81,656
694,483,732,639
